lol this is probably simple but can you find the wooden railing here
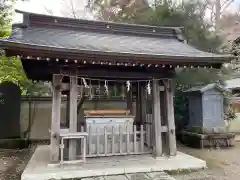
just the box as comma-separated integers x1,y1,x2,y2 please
59,124,152,163
84,124,152,157
58,114,154,164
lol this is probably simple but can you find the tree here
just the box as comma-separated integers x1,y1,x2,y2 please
86,0,150,21
86,0,231,82
0,0,50,96
87,0,222,53
204,0,235,31
56,0,94,19
228,37,240,74
217,12,240,75
58,0,150,21
88,0,149,22
146,0,223,53
0,0,14,37
218,12,240,44
86,0,233,132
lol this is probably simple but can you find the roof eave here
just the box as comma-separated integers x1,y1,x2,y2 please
0,40,232,65
200,84,231,93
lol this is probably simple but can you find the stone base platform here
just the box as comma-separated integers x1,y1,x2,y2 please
21,145,206,180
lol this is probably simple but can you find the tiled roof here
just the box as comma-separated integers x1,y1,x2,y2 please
2,26,228,59
185,83,230,93
0,11,232,63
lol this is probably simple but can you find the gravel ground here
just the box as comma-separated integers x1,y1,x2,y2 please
173,142,240,180
1,142,240,180
0,146,35,180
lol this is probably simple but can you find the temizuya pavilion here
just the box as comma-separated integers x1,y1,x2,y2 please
0,10,232,179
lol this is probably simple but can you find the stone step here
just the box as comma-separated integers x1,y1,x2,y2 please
126,173,151,179
147,172,176,180
82,177,105,180
81,172,176,180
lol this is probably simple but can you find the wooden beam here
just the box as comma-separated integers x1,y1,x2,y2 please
8,47,229,65
69,72,78,160
25,64,175,81
165,79,177,156
152,79,162,157
75,66,175,80
50,74,62,163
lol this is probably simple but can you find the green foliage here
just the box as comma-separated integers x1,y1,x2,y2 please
0,0,49,96
0,56,27,86
0,0,12,26
228,39,240,72
136,0,222,53
88,0,223,53
181,132,202,148
175,68,225,91
225,107,236,121
0,0,20,37
186,126,203,134
0,56,49,95
174,90,188,132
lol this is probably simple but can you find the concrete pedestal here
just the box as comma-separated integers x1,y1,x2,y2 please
21,145,206,180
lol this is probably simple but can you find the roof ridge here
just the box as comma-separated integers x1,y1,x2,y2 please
15,9,184,40
15,9,183,30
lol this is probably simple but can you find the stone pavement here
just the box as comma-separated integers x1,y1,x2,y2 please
2,142,240,180
21,145,205,180
82,172,176,180
235,134,240,142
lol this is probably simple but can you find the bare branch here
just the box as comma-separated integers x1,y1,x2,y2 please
221,0,234,9
69,0,77,19
206,6,214,11
44,6,54,15
220,0,235,15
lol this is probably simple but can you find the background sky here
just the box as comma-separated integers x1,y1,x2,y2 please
14,0,87,22
13,0,240,23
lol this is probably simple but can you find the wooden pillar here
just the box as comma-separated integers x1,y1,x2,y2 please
152,79,162,157
140,85,146,124
126,89,133,114
135,82,146,124
135,82,141,125
69,73,78,160
65,91,70,128
165,79,177,156
50,74,62,163
160,85,168,155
